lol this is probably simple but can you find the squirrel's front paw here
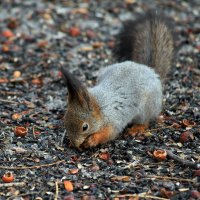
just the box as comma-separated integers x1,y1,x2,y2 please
81,125,113,149
81,134,98,149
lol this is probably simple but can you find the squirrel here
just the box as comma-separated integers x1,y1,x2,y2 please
61,12,173,150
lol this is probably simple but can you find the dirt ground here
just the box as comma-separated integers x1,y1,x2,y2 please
0,0,199,199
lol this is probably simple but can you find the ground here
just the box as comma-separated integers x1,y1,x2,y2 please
0,0,199,199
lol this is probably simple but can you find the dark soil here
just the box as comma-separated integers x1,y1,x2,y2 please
0,0,199,199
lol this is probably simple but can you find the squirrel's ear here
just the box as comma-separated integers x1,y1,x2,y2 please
61,67,90,108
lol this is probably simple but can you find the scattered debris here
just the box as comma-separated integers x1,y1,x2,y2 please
0,0,199,199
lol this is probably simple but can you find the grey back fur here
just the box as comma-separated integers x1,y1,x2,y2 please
90,61,162,136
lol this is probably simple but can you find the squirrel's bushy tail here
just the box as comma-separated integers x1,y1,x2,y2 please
114,12,173,80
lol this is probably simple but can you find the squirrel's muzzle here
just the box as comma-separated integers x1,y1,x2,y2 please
69,135,86,150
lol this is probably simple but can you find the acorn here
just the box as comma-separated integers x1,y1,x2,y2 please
153,149,167,161
14,126,28,137
2,172,14,183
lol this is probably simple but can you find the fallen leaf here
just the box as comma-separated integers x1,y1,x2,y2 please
12,113,22,121
108,41,115,48
191,190,200,199
79,46,93,51
24,100,36,108
91,164,100,172
182,119,196,127
178,188,189,192
99,152,110,160
63,180,73,192
180,131,194,143
63,195,75,200
194,169,200,177
37,40,48,48
13,71,21,78
0,78,9,83
171,122,181,129
11,147,27,153
32,78,43,85
92,42,104,48
125,0,136,4
116,195,139,200
7,18,19,29
86,30,96,38
71,8,88,15
69,27,80,37
69,168,79,174
2,29,14,38
2,44,10,52
111,176,131,182
81,195,96,200
42,13,52,20
160,188,174,198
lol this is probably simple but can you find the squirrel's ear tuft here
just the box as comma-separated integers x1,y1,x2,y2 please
61,67,90,108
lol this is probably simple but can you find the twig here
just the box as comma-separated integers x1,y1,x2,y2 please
117,193,169,200
6,192,38,200
147,175,195,183
54,181,59,200
0,91,22,96
59,130,66,147
166,149,199,169
32,126,36,139
0,182,25,187
0,159,65,170
144,125,173,133
154,147,199,169
0,98,18,104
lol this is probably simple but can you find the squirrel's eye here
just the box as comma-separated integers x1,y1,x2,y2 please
82,123,89,132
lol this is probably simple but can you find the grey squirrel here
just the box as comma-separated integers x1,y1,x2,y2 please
61,12,173,150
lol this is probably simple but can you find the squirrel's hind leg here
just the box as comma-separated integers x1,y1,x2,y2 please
127,124,149,137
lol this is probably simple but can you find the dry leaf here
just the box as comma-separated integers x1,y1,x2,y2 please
0,78,9,83
191,190,200,199
24,100,36,108
2,29,14,38
37,40,48,48
71,8,88,15
194,169,200,177
69,168,79,174
92,42,104,48
125,0,136,4
11,147,27,153
79,46,93,51
63,180,73,192
160,188,174,198
32,78,43,85
81,195,96,200
182,119,196,127
99,152,110,160
13,71,21,78
69,27,80,37
2,44,10,52
172,122,181,129
111,176,131,182
12,113,22,121
180,131,194,143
